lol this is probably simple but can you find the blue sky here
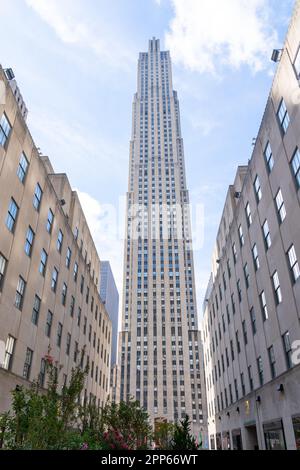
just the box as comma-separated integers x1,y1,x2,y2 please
0,0,295,321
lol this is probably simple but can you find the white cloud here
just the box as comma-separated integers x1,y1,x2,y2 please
165,0,278,74
25,0,135,69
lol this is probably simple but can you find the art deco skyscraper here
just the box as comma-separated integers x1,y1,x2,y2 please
119,38,207,436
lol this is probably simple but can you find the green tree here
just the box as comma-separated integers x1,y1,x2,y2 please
171,415,200,450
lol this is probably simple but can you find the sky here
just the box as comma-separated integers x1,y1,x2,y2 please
0,0,295,325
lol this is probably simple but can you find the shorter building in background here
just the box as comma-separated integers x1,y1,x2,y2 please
0,65,112,412
202,3,300,450
3,68,28,121
100,261,119,367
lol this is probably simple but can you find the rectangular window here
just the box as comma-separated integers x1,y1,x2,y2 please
248,365,253,391
80,275,84,294
46,209,54,233
17,152,29,183
66,248,72,268
62,283,67,306
39,249,48,276
24,226,35,257
51,268,58,292
3,335,15,370
0,113,12,147
57,323,63,347
263,220,271,249
232,243,237,264
236,330,241,354
57,230,63,253
73,262,78,282
260,290,269,321
23,348,33,380
252,244,260,271
242,320,248,345
275,189,286,223
288,245,300,283
291,148,300,189
70,295,75,317
254,175,262,202
77,307,81,327
31,294,41,325
244,263,250,289
268,345,276,379
257,356,264,386
6,198,18,232
250,307,256,335
277,98,290,133
264,142,274,173
15,276,26,310
39,359,46,387
66,333,71,355
245,202,252,227
237,280,242,302
282,331,292,369
272,271,282,305
0,253,7,291
294,46,300,78
33,183,43,211
238,225,244,246
45,310,53,337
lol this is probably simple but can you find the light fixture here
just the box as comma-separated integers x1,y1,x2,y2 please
234,192,241,199
271,49,283,63
60,199,66,206
227,412,230,418
236,407,240,414
256,395,261,403
277,383,284,393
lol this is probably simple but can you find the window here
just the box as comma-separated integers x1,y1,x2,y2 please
80,275,84,294
6,198,18,232
264,142,274,173
23,348,33,380
245,202,252,227
0,253,7,291
272,271,282,305
57,323,63,347
244,263,250,289
51,268,58,292
254,175,262,202
57,230,63,253
46,209,54,233
15,276,26,310
39,249,48,276
294,46,300,78
77,307,81,327
252,244,260,271
62,283,67,306
250,308,256,335
260,290,269,321
288,245,300,283
24,226,35,257
282,332,292,369
238,225,244,246
31,294,41,325
70,295,75,317
237,280,242,302
17,152,29,183
268,345,276,379
66,333,71,355
3,335,15,370
262,220,271,249
73,262,78,282
248,366,253,391
66,248,72,268
291,148,300,189
242,320,248,345
232,243,237,264
277,98,290,133
39,359,46,387
33,183,43,211
257,356,264,386
45,310,53,337
236,330,241,354
275,189,286,223
0,113,12,147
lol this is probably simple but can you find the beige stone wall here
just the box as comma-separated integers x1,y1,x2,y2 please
0,67,112,412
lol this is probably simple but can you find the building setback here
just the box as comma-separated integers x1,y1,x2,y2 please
0,66,112,411
118,38,207,438
202,3,300,450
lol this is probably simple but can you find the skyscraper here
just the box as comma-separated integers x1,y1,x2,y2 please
100,261,119,366
118,38,207,437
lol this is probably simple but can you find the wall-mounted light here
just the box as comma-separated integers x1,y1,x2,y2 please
256,395,261,404
277,384,284,393
271,49,283,63
226,412,230,418
236,407,240,414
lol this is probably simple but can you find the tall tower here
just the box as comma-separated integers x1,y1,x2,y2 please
119,38,207,437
